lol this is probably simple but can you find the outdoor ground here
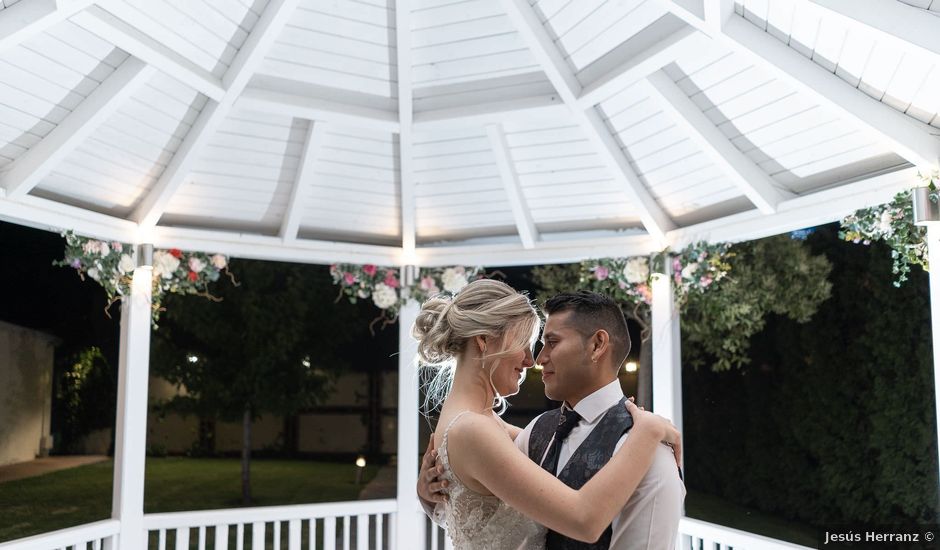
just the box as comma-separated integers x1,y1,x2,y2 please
0,458,379,543
0,458,820,547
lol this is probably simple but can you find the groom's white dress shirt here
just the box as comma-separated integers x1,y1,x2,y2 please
515,380,685,550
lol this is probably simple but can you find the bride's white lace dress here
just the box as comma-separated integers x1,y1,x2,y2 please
436,411,547,550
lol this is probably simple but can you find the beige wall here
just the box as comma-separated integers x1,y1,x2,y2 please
0,322,56,466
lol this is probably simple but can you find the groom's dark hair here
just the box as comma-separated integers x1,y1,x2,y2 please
543,291,631,370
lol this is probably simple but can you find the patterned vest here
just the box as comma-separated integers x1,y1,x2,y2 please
527,397,633,550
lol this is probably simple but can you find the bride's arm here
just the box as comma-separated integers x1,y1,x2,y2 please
450,401,669,543
492,414,523,440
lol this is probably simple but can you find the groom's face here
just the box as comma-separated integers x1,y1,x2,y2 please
536,310,594,404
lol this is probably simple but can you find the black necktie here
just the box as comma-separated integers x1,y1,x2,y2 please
540,409,582,474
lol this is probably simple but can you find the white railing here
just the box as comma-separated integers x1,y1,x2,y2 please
678,517,816,550
143,499,397,550
0,519,120,550
424,518,453,550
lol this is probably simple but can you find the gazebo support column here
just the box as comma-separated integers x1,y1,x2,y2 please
651,268,684,444
396,296,424,549
110,252,153,549
928,226,940,503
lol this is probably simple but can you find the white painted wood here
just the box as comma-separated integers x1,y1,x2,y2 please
131,0,302,228
577,22,707,108
0,0,92,55
112,265,155,550
714,14,940,168
397,0,416,261
238,85,400,134
679,517,814,549
500,0,675,243
806,0,940,66
280,121,327,241
651,262,683,447
355,515,368,550
646,70,792,213
396,298,423,550
0,519,120,550
1,57,154,198
485,124,538,248
70,6,225,101
927,225,940,511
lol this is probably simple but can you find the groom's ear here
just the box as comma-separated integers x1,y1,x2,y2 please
589,330,610,363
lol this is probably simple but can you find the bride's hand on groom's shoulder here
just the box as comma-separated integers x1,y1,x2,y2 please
625,398,682,468
418,435,449,505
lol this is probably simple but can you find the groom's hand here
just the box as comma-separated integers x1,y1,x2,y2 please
418,435,448,505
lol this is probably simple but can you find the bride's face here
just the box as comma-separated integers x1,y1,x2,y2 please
490,341,536,397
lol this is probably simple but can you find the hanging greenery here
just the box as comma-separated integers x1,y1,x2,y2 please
54,230,236,325
839,171,938,286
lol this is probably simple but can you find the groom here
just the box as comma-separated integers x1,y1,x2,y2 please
418,291,685,549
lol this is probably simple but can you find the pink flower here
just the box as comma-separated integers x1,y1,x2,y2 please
112,242,123,253
363,264,377,276
329,264,337,275
594,266,609,280
636,284,652,304
343,272,356,285
420,276,438,292
384,271,400,289
701,276,713,287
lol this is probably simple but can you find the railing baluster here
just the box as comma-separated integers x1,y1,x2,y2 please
93,539,101,550
429,522,438,550
323,517,337,550
342,516,350,550
273,521,281,550
251,522,265,550
355,514,368,550
388,512,396,550
309,518,317,550
376,514,384,550
215,525,228,550
158,528,166,550
236,523,244,550
175,527,190,550
287,519,301,550
198,525,206,550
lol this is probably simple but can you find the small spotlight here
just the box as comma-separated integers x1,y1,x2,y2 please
624,361,637,373
187,355,198,364
355,456,367,484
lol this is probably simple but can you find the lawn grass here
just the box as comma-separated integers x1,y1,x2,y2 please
685,489,820,548
0,458,379,544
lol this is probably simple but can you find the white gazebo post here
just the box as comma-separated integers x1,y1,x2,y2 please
396,266,425,550
110,244,154,550
930,225,940,507
650,260,684,450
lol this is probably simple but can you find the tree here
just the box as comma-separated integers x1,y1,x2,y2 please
150,259,362,505
532,234,832,406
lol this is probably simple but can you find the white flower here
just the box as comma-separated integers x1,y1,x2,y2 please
153,251,181,279
87,267,101,281
188,257,207,273
98,242,110,258
681,262,700,280
441,267,468,293
371,282,398,309
210,254,227,269
622,257,650,284
118,254,135,275
878,210,894,235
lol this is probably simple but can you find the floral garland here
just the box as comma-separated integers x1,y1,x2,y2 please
839,171,937,286
54,231,233,324
329,263,483,328
583,241,733,307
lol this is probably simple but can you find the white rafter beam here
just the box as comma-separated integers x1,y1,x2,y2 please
280,121,328,241
0,0,94,55
71,5,225,101
131,0,300,228
646,70,793,213
661,2,940,169
500,0,675,244
486,124,538,248
577,16,706,108
396,0,416,260
238,85,400,133
1,57,154,199
806,0,940,65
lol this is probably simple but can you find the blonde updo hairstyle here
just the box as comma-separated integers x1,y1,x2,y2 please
412,278,540,415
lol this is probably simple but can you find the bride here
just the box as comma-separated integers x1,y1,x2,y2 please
412,279,680,549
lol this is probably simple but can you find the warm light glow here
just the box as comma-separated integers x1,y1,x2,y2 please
187,355,198,364
356,456,366,468
624,361,637,373
302,357,311,368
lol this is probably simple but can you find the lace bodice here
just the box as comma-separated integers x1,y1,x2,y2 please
436,411,547,550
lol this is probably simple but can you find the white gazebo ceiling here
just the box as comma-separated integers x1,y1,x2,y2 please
0,0,936,266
